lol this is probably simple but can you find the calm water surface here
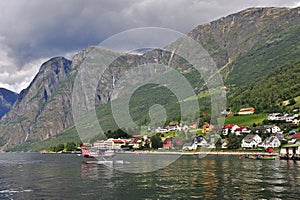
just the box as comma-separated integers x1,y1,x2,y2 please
0,153,299,199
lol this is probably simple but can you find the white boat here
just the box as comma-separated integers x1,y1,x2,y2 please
81,145,115,158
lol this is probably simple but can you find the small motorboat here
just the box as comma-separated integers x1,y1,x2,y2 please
247,155,276,160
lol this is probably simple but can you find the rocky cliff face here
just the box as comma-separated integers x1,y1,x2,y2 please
0,88,18,118
0,6,299,150
0,57,72,149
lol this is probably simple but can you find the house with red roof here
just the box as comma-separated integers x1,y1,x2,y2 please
162,137,174,149
238,107,255,115
223,124,248,135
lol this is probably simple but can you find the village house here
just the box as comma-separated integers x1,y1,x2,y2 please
221,139,228,149
263,125,281,133
182,135,208,150
166,122,182,132
268,113,298,122
241,134,262,148
258,136,281,149
271,126,281,133
155,127,168,133
282,100,291,107
93,138,130,150
252,126,269,134
280,133,300,159
162,137,174,149
221,109,234,117
129,135,151,149
223,124,249,135
268,113,283,121
155,122,185,133
238,107,255,115
202,123,213,134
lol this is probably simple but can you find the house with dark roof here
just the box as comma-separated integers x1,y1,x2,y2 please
241,134,262,148
182,135,208,150
258,136,281,149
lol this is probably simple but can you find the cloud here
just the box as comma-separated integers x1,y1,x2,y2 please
0,56,47,93
0,0,299,93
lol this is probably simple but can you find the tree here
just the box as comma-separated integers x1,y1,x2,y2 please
56,143,65,152
105,128,131,139
215,138,222,149
150,135,163,149
66,142,77,151
49,146,57,152
289,98,296,106
227,134,240,149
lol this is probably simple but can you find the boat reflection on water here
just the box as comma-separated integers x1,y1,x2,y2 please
80,145,115,159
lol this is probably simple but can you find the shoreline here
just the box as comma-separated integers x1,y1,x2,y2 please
117,150,279,156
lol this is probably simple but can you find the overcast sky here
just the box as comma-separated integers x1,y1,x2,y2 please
0,0,299,93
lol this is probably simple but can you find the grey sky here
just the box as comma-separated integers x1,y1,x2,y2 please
0,0,299,93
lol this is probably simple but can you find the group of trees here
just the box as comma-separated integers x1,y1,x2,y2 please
228,60,300,113
49,141,81,152
105,129,131,139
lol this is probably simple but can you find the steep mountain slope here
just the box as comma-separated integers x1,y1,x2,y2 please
188,7,300,86
0,57,72,149
1,6,300,151
0,88,18,118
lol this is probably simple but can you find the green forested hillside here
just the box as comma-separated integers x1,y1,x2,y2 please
226,23,300,87
228,60,300,112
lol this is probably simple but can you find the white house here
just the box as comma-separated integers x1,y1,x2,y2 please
263,125,281,133
182,136,208,150
241,134,262,148
223,124,244,135
268,113,283,121
271,126,281,133
259,136,281,149
93,138,130,150
280,133,300,159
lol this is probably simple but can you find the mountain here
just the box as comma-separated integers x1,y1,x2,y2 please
188,7,300,86
0,88,18,118
1,6,300,151
188,6,300,111
0,57,72,150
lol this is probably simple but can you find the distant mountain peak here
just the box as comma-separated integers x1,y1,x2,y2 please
0,88,18,119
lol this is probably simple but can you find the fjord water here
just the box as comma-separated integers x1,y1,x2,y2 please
0,153,299,199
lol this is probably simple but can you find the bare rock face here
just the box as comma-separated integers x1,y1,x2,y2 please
0,57,72,149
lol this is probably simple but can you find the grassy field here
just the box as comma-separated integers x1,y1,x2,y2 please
182,91,210,102
223,113,267,127
289,96,300,108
